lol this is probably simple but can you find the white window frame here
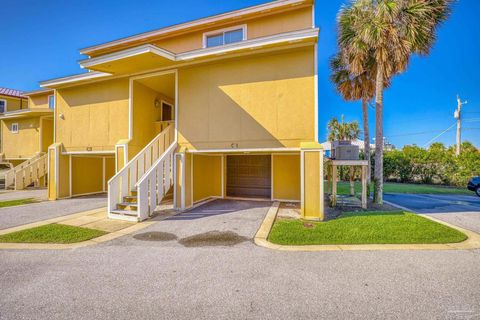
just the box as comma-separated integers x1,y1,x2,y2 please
12,123,19,134
202,24,247,48
0,99,6,113
48,94,55,109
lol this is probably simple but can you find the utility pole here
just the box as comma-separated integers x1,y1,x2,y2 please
454,95,468,156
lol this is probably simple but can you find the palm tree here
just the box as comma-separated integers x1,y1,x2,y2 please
327,115,360,142
330,54,378,182
337,0,452,204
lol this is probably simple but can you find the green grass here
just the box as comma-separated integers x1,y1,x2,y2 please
268,211,467,245
0,224,107,244
332,182,471,196
0,198,38,208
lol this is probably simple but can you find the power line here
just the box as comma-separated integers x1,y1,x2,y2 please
424,122,457,148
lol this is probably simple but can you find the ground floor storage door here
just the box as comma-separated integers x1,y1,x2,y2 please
226,155,271,198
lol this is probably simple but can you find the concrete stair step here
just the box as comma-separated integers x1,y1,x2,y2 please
117,203,138,210
110,209,138,217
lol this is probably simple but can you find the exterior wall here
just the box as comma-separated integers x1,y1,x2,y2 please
55,78,129,152
89,6,313,57
192,154,223,203
128,82,165,159
71,156,114,196
41,118,54,152
0,95,28,112
178,46,315,150
301,147,325,221
272,154,300,201
1,117,40,159
28,93,52,110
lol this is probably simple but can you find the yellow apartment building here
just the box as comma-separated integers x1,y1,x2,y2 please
40,0,324,221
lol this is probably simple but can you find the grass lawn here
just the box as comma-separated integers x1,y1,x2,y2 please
333,182,471,195
0,198,38,208
268,211,467,245
0,224,107,244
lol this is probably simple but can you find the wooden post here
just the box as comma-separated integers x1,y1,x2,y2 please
361,165,367,209
349,166,355,196
332,164,337,206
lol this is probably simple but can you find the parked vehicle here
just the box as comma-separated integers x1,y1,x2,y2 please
467,177,480,197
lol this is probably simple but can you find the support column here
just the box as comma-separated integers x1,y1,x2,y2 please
301,142,325,221
47,143,70,200
174,150,192,211
115,139,130,172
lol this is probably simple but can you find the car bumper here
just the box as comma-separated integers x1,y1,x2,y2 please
467,183,477,191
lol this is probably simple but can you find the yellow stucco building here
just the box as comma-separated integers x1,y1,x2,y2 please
0,88,54,189
40,0,324,221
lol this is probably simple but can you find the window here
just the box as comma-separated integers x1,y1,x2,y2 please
204,26,246,48
12,123,19,134
48,95,55,109
0,99,6,113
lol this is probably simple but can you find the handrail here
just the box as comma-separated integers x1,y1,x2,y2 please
136,142,177,220
108,124,175,216
13,154,48,190
4,153,44,189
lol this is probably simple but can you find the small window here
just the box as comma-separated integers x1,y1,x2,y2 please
48,95,55,109
12,123,19,134
0,99,6,113
204,26,246,48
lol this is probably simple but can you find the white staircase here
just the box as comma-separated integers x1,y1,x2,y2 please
108,125,176,221
4,153,48,190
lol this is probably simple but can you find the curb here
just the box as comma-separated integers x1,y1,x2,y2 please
254,203,480,252
0,207,153,250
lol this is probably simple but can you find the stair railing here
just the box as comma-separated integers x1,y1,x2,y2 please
108,124,175,216
4,153,44,189
14,154,48,190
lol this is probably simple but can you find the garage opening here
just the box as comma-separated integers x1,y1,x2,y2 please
226,155,271,199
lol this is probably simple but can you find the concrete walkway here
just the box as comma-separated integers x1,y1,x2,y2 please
0,194,107,230
0,188,48,201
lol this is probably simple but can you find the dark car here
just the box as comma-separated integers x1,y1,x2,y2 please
467,176,480,197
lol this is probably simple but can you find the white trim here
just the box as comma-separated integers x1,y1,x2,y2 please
69,155,72,197
314,43,318,142
103,157,106,192
187,147,300,154
79,0,310,55
77,29,318,71
173,153,179,209
62,150,115,155
40,71,111,88
190,153,193,207
39,42,313,90
221,155,225,198
11,123,19,134
271,154,274,201
312,3,315,28
0,99,7,113
80,45,176,69
181,153,186,210
203,24,247,48
128,77,133,139
300,150,305,215
174,69,178,142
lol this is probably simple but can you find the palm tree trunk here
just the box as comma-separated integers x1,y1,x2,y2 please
362,98,371,184
373,66,384,204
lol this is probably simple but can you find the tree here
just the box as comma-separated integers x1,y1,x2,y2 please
337,0,452,204
330,54,377,181
327,115,360,142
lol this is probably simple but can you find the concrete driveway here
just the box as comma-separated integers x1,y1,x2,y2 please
0,199,479,320
0,188,48,202
0,194,107,230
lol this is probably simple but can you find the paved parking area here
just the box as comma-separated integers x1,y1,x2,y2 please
0,194,107,230
0,199,479,320
384,193,480,213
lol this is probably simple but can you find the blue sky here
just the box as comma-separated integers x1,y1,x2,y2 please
0,0,478,148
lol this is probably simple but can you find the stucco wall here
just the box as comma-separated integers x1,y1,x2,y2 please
1,118,40,159
56,78,129,152
28,93,52,109
0,95,28,112
273,154,300,201
192,154,222,202
178,46,315,150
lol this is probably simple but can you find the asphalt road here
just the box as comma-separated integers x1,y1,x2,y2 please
0,199,479,320
384,193,480,213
